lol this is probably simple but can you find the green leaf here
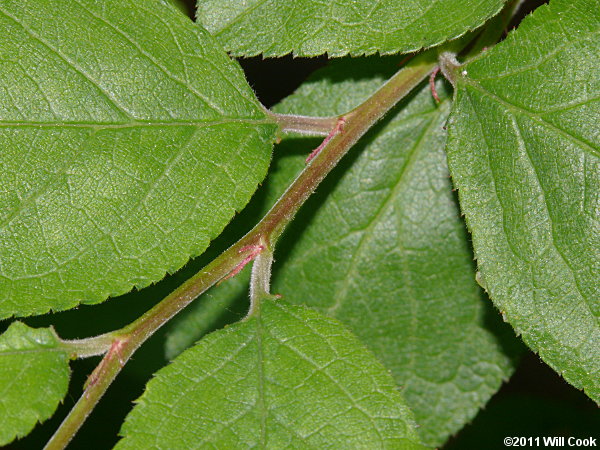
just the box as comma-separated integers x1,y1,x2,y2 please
0,0,277,318
269,58,521,446
0,321,70,445
166,57,522,445
446,0,599,401
197,0,506,57
118,298,427,449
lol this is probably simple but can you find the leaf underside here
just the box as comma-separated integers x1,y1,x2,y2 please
118,299,427,449
197,0,507,57
167,57,522,446
0,322,70,445
0,0,276,318
267,58,521,446
446,0,600,402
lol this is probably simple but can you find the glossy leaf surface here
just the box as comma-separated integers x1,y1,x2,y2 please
446,0,599,401
0,0,276,318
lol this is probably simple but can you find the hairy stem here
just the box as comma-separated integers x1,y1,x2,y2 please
249,241,275,316
439,51,461,86
59,333,115,359
45,49,438,450
268,111,339,136
435,0,523,90
260,51,438,244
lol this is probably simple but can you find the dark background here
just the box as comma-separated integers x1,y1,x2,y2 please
5,0,598,448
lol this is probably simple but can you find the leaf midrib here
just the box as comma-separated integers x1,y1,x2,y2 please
283,106,445,272
0,118,273,129
509,114,595,319
464,87,597,327
0,347,67,356
325,116,433,316
254,307,267,447
0,121,269,237
262,302,387,443
457,88,600,391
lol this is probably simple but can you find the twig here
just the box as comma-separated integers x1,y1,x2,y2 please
44,49,438,450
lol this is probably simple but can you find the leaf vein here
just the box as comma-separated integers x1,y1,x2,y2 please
465,82,600,159
0,7,133,120
72,0,227,118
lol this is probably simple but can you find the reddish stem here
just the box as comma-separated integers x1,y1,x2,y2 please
306,117,346,163
429,66,441,103
84,337,128,391
221,244,265,282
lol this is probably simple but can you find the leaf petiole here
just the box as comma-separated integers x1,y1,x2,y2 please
268,111,340,137
59,333,115,359
248,240,275,316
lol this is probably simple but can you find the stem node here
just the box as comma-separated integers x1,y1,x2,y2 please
438,51,461,86
306,116,347,163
